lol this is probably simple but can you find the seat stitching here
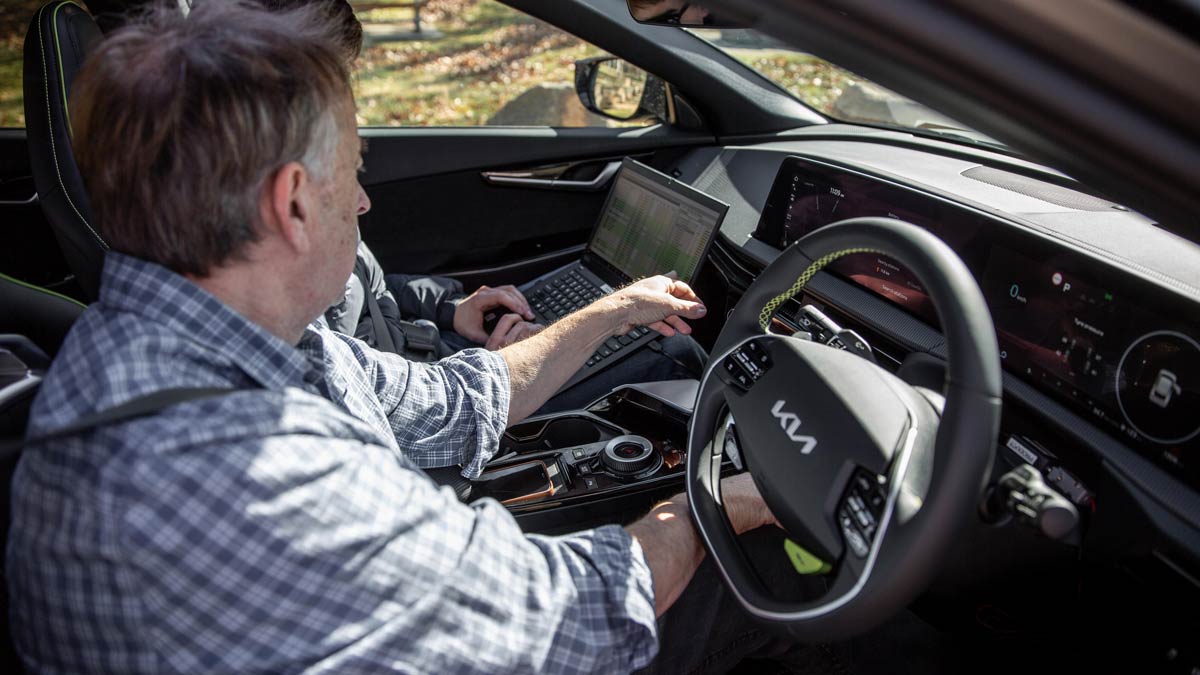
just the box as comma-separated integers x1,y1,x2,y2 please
0,271,87,309
40,1,109,251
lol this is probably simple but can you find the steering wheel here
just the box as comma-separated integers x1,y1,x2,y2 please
687,217,1002,640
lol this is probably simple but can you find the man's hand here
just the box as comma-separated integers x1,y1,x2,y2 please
718,472,779,534
453,284,536,344
483,313,544,350
626,472,778,616
497,275,706,423
602,275,707,337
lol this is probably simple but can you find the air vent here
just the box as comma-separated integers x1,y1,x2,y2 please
961,166,1120,211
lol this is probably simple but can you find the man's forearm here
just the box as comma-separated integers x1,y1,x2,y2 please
625,496,706,617
498,299,620,424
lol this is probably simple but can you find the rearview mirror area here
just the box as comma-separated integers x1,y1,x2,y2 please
626,1,750,28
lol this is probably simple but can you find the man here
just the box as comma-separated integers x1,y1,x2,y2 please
7,2,790,673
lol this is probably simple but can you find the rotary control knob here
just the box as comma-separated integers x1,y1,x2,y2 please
601,435,661,476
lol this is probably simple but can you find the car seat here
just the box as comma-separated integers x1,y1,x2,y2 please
0,273,86,359
0,336,50,672
0,272,81,671
23,1,106,301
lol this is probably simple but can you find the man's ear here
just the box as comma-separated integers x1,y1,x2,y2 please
259,161,313,254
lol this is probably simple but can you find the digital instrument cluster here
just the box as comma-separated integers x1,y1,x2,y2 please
753,156,1200,487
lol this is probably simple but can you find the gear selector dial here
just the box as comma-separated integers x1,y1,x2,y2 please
601,435,661,476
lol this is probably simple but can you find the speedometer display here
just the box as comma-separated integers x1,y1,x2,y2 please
753,155,1200,488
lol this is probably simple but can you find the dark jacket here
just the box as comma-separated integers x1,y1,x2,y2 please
325,242,465,358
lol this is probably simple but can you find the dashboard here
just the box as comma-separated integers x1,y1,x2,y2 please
658,129,1200,569
752,155,1200,490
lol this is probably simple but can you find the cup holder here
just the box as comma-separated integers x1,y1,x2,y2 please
501,414,621,455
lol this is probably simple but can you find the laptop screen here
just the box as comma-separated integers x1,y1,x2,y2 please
587,159,728,285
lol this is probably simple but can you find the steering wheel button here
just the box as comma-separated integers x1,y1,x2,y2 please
853,508,873,530
734,352,762,378
745,341,772,367
843,525,869,558
868,492,885,512
839,510,854,531
721,358,754,391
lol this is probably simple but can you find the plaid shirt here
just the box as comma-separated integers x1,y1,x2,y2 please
8,253,657,674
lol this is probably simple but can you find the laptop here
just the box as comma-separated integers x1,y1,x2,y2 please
491,157,728,392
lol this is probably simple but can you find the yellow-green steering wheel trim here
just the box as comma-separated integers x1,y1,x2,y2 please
757,248,881,331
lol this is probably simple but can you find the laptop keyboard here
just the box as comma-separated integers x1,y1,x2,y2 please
530,269,655,371
530,269,603,321
585,326,653,368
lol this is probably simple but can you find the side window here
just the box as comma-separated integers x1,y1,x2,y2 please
353,0,651,128
0,1,30,128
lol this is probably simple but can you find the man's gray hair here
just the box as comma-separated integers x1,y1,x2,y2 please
72,0,353,277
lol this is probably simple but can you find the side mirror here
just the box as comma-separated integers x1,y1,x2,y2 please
625,1,750,28
574,56,670,123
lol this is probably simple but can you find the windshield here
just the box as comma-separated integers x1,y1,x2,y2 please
692,28,1006,149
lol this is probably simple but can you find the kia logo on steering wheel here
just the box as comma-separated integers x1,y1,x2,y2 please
771,400,818,454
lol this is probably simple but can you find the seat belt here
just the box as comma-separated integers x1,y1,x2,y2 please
397,319,440,361
353,264,440,361
355,262,398,354
1,387,233,455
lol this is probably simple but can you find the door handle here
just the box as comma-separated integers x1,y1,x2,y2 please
482,160,621,192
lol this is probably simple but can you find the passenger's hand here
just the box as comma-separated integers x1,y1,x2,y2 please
602,275,706,337
719,472,780,535
484,313,544,350
454,284,536,344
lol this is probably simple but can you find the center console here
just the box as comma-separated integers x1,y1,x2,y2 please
472,381,700,530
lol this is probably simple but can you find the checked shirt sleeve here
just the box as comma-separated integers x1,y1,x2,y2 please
119,433,657,674
364,346,511,477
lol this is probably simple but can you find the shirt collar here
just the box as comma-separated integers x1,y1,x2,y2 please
99,252,314,391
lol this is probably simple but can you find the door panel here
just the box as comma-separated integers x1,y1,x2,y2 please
356,126,714,280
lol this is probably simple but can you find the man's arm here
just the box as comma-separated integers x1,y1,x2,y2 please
626,473,777,616
499,275,706,424
331,330,510,477
122,426,661,672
